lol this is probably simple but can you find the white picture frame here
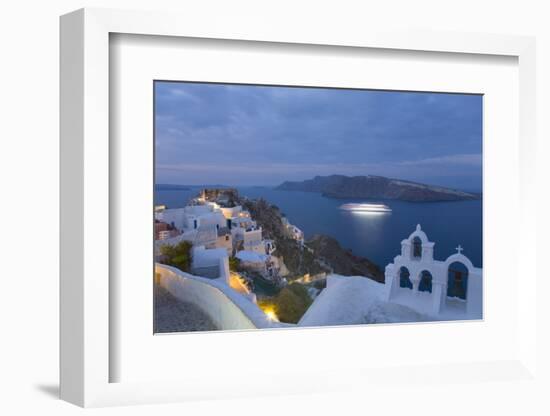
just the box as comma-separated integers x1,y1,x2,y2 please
60,7,538,407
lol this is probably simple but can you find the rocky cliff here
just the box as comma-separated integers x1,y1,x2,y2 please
277,175,480,202
306,234,384,282
241,198,383,282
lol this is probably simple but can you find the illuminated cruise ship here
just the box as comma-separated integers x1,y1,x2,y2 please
339,203,392,213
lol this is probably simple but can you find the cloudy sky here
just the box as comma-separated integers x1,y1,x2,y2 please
155,81,482,191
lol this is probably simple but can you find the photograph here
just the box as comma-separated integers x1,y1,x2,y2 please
153,81,483,333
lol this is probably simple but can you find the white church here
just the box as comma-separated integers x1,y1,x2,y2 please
384,224,482,319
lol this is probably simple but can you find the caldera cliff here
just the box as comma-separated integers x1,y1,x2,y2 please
276,175,480,202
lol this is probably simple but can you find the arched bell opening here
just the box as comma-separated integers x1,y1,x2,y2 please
418,270,433,293
412,237,422,259
447,262,469,300
399,266,413,289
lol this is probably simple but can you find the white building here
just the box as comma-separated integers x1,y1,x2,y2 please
229,216,263,252
384,224,482,318
191,246,230,283
243,227,264,254
236,250,269,274
230,216,256,234
155,205,227,233
220,205,244,219
216,227,233,255
155,207,187,230
153,224,219,258
282,217,304,245
194,224,219,248
195,211,227,230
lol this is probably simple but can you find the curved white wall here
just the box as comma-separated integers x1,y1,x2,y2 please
155,263,283,331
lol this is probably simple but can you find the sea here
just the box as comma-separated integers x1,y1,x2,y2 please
155,186,483,269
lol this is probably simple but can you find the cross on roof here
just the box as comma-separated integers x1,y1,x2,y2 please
456,245,463,254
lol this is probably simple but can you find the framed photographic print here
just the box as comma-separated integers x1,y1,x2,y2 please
152,81,483,333
60,7,538,408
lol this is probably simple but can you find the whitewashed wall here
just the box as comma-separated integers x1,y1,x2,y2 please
155,263,283,330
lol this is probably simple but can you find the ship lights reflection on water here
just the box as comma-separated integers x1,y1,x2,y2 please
339,203,392,215
348,210,390,217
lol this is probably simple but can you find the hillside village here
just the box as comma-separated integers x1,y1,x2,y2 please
155,189,306,287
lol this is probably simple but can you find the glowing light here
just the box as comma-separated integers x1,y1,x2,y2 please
340,203,392,213
229,272,250,295
349,210,390,217
259,303,279,321
263,308,279,322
